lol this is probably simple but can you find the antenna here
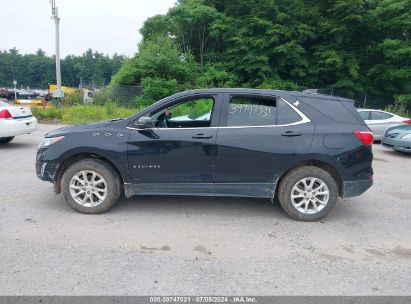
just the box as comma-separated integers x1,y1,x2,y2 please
50,0,55,15
50,0,64,99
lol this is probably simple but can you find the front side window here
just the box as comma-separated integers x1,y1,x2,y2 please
359,111,371,120
227,96,277,127
151,96,215,129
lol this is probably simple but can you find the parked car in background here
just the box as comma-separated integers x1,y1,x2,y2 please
36,89,374,222
382,124,411,154
0,101,38,144
357,109,411,140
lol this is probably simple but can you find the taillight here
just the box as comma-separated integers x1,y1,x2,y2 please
0,109,13,119
353,130,374,146
403,119,411,124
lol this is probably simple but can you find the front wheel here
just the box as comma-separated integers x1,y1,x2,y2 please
278,166,338,221
61,159,121,214
0,137,15,144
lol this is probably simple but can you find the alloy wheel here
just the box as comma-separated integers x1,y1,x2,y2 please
291,177,330,214
69,170,108,207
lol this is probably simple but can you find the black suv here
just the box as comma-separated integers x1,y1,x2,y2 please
36,89,374,221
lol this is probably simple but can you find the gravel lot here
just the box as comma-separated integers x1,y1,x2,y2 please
0,124,410,296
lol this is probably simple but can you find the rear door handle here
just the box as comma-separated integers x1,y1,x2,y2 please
192,134,213,139
281,131,302,137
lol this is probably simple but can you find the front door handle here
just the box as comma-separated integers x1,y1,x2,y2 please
281,131,302,137
192,134,213,139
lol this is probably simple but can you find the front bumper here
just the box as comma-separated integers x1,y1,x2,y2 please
382,137,411,153
36,149,59,181
343,180,373,198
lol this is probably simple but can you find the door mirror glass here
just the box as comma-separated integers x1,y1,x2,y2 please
134,116,154,129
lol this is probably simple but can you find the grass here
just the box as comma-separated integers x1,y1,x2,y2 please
32,103,141,124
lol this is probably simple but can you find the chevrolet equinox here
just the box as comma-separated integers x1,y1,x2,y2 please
36,89,374,221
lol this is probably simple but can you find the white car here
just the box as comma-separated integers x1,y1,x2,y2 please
0,101,38,144
357,109,411,140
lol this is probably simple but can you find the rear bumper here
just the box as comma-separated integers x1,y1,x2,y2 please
0,117,38,137
343,180,373,198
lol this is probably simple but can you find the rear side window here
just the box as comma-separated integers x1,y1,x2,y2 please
300,97,360,124
278,99,302,125
371,111,393,120
227,96,277,127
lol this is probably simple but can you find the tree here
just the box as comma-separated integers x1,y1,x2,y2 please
111,0,411,108
0,49,125,88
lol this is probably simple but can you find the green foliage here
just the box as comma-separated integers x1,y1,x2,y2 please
195,64,238,88
136,77,179,106
0,48,125,88
171,98,214,118
104,100,118,116
92,87,115,105
384,103,410,118
109,0,411,108
257,78,298,90
31,107,63,121
32,104,139,125
110,58,141,86
63,90,84,105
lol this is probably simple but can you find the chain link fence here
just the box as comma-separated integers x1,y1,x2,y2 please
94,84,405,111
111,85,143,107
298,87,398,110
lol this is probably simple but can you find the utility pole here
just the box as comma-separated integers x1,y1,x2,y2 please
363,87,368,109
13,80,17,101
50,0,64,99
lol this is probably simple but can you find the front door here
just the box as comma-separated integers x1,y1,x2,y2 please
214,93,314,198
127,93,222,196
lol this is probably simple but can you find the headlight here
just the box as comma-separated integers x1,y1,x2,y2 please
39,136,65,148
401,133,411,139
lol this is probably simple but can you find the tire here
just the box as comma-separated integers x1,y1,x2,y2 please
0,137,15,144
61,159,121,214
278,166,338,222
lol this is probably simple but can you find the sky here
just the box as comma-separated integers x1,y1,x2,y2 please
0,0,177,57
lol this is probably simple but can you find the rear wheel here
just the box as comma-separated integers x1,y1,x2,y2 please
0,137,15,144
61,159,121,214
278,166,338,221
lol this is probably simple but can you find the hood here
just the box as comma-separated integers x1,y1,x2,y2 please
45,120,113,137
385,124,411,135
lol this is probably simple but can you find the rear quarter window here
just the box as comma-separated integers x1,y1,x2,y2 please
278,99,302,125
300,97,361,124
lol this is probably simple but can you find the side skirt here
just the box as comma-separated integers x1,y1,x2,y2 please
126,183,275,199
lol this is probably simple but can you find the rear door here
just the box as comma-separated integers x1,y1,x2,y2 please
367,111,395,138
213,93,314,198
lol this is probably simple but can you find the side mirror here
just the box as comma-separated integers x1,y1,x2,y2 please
133,116,154,129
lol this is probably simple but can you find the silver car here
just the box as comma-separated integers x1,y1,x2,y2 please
357,109,411,140
382,124,411,153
